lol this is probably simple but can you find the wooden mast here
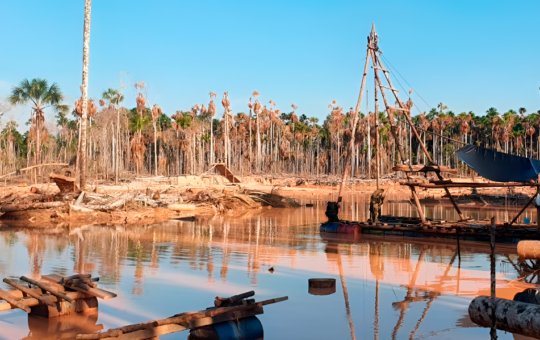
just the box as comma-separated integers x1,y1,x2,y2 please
336,41,371,206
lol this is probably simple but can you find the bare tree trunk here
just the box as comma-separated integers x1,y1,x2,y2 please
79,0,92,189
154,122,158,176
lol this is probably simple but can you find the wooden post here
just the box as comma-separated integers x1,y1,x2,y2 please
509,188,538,226
375,76,380,190
336,44,371,206
410,186,426,223
490,216,497,340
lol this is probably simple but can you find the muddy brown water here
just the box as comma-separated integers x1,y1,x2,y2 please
0,193,537,339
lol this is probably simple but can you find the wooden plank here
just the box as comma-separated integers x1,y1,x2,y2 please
402,182,539,188
2,278,56,308
0,291,86,312
0,288,31,313
64,282,116,300
98,309,263,340
213,163,241,183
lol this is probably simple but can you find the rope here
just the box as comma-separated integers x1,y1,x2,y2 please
380,54,433,110
414,126,468,145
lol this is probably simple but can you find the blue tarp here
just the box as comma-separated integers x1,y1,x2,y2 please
456,145,540,183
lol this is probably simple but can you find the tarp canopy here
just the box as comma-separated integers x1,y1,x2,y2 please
456,145,540,183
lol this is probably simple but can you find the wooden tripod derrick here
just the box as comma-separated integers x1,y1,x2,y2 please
337,22,464,223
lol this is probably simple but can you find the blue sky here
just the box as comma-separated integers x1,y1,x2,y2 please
1,0,540,132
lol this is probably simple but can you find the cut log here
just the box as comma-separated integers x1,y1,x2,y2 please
64,281,117,300
2,278,56,308
1,201,66,213
83,191,139,211
76,330,123,340
20,276,74,303
0,287,31,313
0,291,86,312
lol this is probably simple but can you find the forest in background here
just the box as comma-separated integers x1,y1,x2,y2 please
1,78,540,183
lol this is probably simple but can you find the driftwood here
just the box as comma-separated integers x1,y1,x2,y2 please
0,287,31,313
83,191,139,211
1,201,66,213
76,330,123,340
2,278,56,308
20,276,74,303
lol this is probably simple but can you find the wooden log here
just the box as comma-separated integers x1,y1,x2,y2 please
153,296,288,327
76,330,123,340
1,201,66,213
0,287,31,313
83,191,139,211
64,281,117,300
62,273,92,282
469,296,540,338
214,290,255,307
0,291,86,312
20,276,74,303
75,191,86,205
517,241,540,259
2,278,56,308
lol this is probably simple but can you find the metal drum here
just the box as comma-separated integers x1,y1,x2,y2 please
188,316,264,340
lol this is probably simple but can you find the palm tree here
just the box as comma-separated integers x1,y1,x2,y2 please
9,78,68,169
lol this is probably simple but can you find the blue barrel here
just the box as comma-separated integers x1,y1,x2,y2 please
320,223,339,233
188,316,263,340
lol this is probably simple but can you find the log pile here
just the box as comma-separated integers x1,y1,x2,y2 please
0,273,116,317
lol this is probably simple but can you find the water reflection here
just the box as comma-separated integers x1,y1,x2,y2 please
0,196,536,339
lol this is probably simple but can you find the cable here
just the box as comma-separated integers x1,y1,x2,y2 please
380,54,433,111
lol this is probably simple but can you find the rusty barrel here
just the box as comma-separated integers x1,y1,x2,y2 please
469,296,540,338
517,241,540,259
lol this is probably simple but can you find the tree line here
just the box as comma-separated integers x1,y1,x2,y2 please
1,78,539,183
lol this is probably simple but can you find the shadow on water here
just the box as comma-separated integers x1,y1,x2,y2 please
0,193,537,339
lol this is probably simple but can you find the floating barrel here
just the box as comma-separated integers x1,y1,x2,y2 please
517,241,540,259
469,296,540,338
188,316,263,340
308,278,336,296
320,223,361,235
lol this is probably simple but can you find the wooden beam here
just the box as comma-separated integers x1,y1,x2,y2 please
0,288,31,313
0,291,86,312
2,278,56,308
20,276,74,303
509,188,539,226
410,186,426,223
